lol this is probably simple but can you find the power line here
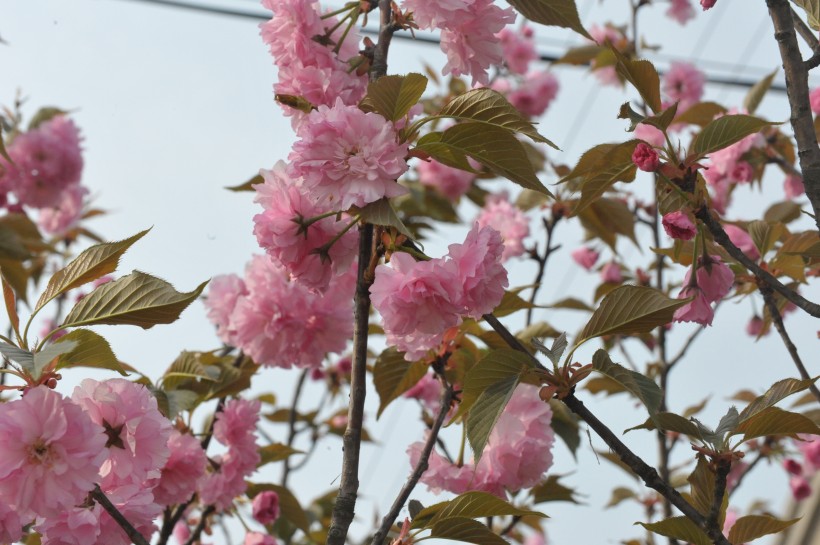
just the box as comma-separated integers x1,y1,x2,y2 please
117,0,788,93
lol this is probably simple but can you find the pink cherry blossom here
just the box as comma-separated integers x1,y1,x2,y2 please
407,440,475,495
692,256,734,302
448,223,509,318
730,161,754,183
497,26,537,75
662,211,696,240
600,262,623,284
245,532,278,545
151,430,208,506
71,378,172,487
790,475,812,500
38,184,88,235
571,247,599,270
252,490,281,525
439,0,516,86
723,224,760,260
204,274,248,347
215,398,261,448
784,458,803,476
0,386,106,518
745,315,766,337
707,111,765,183
507,70,560,118
173,521,191,545
215,255,355,368
667,0,695,25
476,193,530,261
662,62,704,112
416,158,474,201
635,123,666,147
632,142,660,172
290,98,409,210
400,0,473,29
524,532,547,545
673,286,714,326
0,502,22,544
37,504,101,545
589,25,626,87
253,161,357,292
811,87,820,115
784,174,805,199
404,373,443,414
798,435,820,470
701,0,717,9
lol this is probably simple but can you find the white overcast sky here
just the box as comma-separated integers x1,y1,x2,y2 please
2,1,819,544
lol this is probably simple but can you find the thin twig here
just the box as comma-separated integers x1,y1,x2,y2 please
282,369,309,486
185,506,216,545
694,206,820,318
482,313,543,369
790,6,820,55
91,485,150,545
526,216,560,326
668,327,706,368
728,450,765,498
370,384,455,545
759,284,820,403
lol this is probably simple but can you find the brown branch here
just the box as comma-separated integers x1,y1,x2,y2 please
91,485,151,545
526,216,561,326
562,394,731,545
759,284,820,403
326,223,375,545
790,6,820,59
766,0,820,233
370,383,455,545
706,460,731,536
694,206,820,318
482,313,543,369
282,368,309,487
184,505,216,545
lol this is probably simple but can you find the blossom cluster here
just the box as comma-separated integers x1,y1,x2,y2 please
784,435,820,501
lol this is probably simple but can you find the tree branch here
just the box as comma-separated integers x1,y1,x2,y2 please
370,383,455,545
694,206,820,318
706,460,730,536
91,485,151,545
759,284,820,403
184,505,216,545
766,0,820,232
282,368,309,487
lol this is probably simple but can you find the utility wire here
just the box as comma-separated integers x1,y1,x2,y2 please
118,0,789,93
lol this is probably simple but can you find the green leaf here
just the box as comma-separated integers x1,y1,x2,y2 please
430,517,509,545
605,487,637,508
617,102,646,132
624,412,702,439
35,230,149,313
734,406,820,441
611,49,662,113
728,515,800,544
687,456,723,519
577,197,638,249
532,332,567,366
53,329,129,376
747,220,783,258
61,271,207,329
738,377,819,422
0,223,31,261
160,351,219,391
792,0,820,30
637,517,711,545
455,349,534,420
152,388,200,419
413,492,546,530
576,286,689,345
505,0,591,39
246,483,310,532
574,145,640,214
592,350,662,418
28,107,68,130
257,443,303,467
0,341,34,370
436,87,557,147
467,375,520,462
225,174,263,192
743,69,778,115
416,124,550,195
672,101,727,127
692,115,774,158
357,198,413,238
492,289,536,317
360,73,427,122
373,347,430,418
530,474,581,504
642,103,679,132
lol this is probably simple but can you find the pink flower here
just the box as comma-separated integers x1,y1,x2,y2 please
524,533,547,545
0,387,106,518
632,142,660,172
37,504,101,545
290,98,409,210
635,123,666,147
673,286,714,326
701,0,717,9
400,0,472,29
476,193,530,261
404,373,443,414
784,458,804,476
790,475,812,500
252,490,281,525
448,224,509,318
407,440,475,495
693,257,734,302
667,0,695,25
662,211,696,240
600,262,623,284
439,0,516,86
0,502,23,544
38,184,88,235
497,26,537,75
71,378,172,487
784,174,805,199
173,521,191,545
571,247,599,270
151,430,208,506
416,159,474,201
507,71,560,118
588,25,626,87
811,87,820,115
215,398,261,449
204,274,248,347
97,483,161,545
253,161,357,292
707,111,765,181
6,115,84,209
745,315,766,337
663,62,705,112
798,435,820,470
245,533,278,545
723,224,760,260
